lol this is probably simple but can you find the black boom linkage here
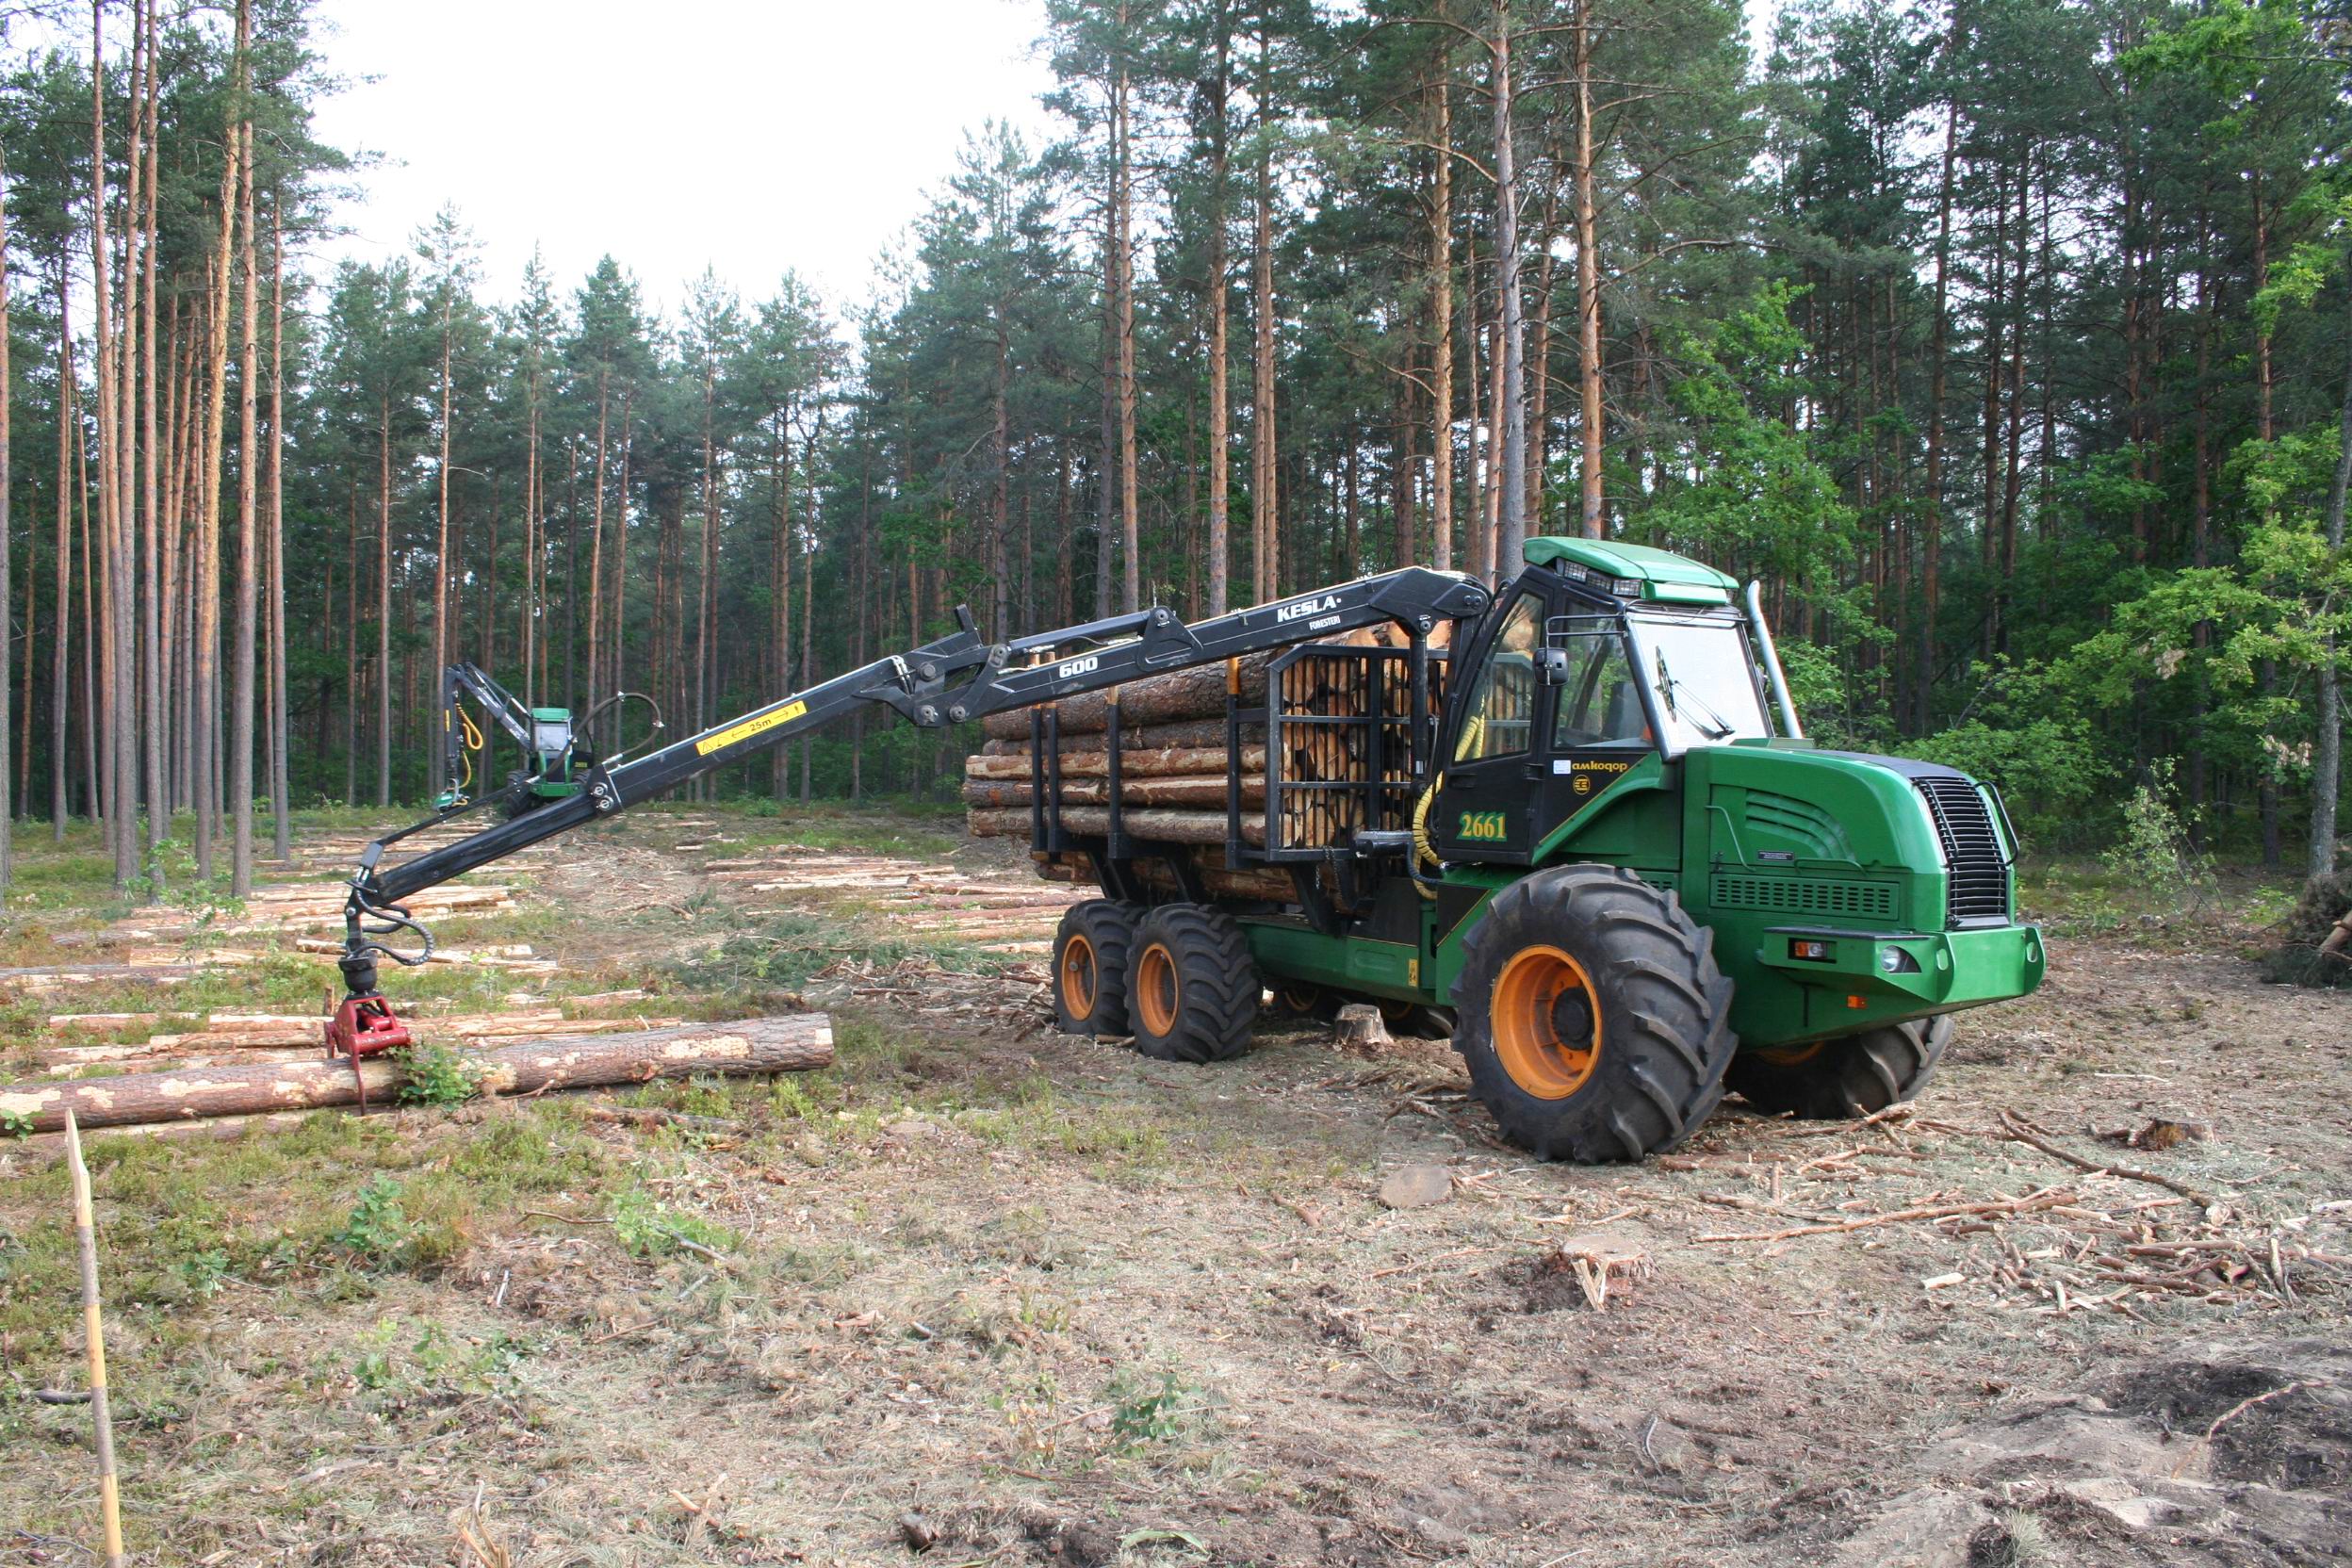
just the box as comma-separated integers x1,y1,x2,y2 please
325,566,1491,1060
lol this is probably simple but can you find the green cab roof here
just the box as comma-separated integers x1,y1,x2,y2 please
531,707,572,723
1522,537,1738,604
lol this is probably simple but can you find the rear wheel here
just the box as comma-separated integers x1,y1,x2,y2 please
1725,1016,1953,1119
1376,999,1455,1040
1265,981,1340,1021
1129,904,1259,1064
1455,864,1736,1163
1052,900,1143,1037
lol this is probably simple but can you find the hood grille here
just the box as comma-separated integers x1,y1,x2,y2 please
1917,777,2009,924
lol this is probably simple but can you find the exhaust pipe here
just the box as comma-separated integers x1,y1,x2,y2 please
1744,580,1804,741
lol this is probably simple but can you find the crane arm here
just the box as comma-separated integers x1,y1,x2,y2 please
326,566,1490,1059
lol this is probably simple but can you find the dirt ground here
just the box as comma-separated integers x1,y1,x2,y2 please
3,807,2348,1568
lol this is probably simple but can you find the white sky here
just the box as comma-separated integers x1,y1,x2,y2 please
306,0,1062,323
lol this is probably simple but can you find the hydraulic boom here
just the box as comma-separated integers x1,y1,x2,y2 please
326,567,1492,1060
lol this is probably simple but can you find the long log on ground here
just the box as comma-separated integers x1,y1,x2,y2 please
980,718,1261,757
961,776,1266,809
965,746,1266,781
980,654,1273,740
966,806,1265,846
0,1016,835,1134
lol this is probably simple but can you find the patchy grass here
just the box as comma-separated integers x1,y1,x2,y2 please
666,908,1011,993
2016,856,2305,945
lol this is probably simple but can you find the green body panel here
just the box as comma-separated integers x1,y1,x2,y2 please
1673,743,2044,1043
1240,738,2045,1052
1240,919,1427,1004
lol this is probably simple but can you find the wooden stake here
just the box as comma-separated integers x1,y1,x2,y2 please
64,1109,125,1567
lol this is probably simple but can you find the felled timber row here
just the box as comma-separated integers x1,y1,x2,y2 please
1,1017,837,1135
28,1009,690,1079
108,883,519,941
699,847,1087,954
0,939,557,997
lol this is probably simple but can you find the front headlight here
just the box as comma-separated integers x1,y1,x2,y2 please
1880,946,1920,974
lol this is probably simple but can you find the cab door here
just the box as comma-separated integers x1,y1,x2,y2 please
1431,588,1549,863
1534,612,1657,840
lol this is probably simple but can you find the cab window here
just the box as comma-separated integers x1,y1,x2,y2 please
1453,595,1542,761
1549,618,1648,748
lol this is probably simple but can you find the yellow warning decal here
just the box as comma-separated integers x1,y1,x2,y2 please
695,699,808,756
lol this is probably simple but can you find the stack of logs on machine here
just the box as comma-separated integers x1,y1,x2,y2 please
966,623,1446,895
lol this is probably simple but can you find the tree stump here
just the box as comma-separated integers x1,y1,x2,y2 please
1332,1003,1391,1053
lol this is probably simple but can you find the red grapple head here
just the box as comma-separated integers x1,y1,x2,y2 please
325,994,412,1060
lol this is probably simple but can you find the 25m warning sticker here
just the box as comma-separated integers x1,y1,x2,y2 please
696,699,808,756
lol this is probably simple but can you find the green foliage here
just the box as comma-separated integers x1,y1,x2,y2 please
610,1183,737,1260
1107,1368,1195,1449
129,839,246,927
1904,720,2107,847
0,1110,31,1140
394,1038,481,1107
330,1177,415,1267
1900,661,2113,844
1637,284,1859,596
2100,760,2217,915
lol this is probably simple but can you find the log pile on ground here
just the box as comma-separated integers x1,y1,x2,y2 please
967,624,1444,858
26,1004,682,1076
106,881,519,942
1,1017,835,1135
702,848,1088,955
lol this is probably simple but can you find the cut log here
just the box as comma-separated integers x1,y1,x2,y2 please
980,718,1260,757
966,807,1264,847
979,654,1273,740
964,746,1266,780
0,1016,836,1134
960,776,1266,809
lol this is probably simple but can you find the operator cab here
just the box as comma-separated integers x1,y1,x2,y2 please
1432,539,1777,863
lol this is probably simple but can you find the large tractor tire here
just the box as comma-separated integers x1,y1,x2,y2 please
1725,1015,1954,1119
1454,864,1736,1163
1128,904,1260,1064
1053,899,1144,1037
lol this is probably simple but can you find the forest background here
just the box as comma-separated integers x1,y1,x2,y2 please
0,0,2344,906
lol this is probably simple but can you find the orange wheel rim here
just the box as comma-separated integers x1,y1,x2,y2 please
1490,944,1602,1100
1059,933,1097,1017
1756,1041,1824,1068
1135,943,1179,1036
1277,985,1320,1015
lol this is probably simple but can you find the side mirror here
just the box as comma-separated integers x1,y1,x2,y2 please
1538,647,1571,685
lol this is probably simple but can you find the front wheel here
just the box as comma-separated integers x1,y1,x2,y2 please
1454,864,1736,1163
1725,1016,1953,1119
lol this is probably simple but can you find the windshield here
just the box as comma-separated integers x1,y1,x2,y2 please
1625,614,1771,755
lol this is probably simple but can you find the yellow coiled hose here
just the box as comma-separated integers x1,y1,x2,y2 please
1408,716,1480,902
